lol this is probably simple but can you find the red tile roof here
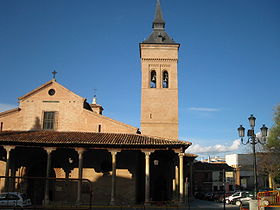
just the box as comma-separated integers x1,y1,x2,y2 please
194,161,233,171
0,131,191,150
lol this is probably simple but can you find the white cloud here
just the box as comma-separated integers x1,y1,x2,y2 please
0,103,17,112
188,107,220,112
187,139,240,154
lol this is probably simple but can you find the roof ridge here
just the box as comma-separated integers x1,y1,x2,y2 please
18,79,85,101
83,108,138,131
0,107,20,116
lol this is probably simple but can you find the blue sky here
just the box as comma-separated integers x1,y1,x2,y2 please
0,0,279,157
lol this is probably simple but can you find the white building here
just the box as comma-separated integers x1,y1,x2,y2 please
225,154,268,190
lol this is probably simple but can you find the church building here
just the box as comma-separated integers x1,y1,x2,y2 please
0,1,194,206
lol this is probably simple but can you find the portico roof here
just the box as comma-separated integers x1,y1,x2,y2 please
0,131,191,150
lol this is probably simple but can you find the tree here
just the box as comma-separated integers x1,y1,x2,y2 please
267,105,280,150
259,104,280,189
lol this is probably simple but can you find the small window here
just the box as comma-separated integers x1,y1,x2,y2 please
48,89,56,96
150,70,156,88
98,124,102,132
43,111,56,130
162,71,169,88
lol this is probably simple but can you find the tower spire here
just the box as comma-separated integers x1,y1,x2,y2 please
142,0,176,44
153,0,165,30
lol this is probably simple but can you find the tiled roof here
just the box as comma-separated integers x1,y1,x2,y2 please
184,153,198,158
194,161,234,171
0,131,191,149
0,108,20,117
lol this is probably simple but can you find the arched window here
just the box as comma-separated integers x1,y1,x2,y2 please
162,71,169,88
150,70,157,88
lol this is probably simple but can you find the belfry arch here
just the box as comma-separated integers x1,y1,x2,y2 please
162,70,169,88
150,70,157,88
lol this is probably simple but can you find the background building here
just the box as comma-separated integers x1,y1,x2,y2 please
193,161,234,195
225,154,269,191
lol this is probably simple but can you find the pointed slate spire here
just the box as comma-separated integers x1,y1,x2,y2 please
143,0,177,44
153,0,165,30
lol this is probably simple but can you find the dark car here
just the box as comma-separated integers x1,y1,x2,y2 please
0,192,32,208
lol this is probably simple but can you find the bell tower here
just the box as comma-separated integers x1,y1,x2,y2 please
140,0,180,140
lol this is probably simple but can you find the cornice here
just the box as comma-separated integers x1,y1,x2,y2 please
142,58,178,62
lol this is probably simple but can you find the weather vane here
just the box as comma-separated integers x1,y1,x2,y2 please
52,70,57,79
93,88,97,98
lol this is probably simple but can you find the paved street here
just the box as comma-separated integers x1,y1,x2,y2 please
0,200,241,210
188,199,240,209
88,199,241,210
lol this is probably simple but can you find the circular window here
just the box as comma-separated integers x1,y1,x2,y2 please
48,89,56,96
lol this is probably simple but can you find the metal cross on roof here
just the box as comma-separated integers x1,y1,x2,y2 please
52,70,57,79
93,88,97,98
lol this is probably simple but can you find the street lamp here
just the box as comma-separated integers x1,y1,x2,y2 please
237,114,268,199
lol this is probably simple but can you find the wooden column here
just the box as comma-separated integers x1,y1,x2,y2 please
189,162,194,198
4,146,15,192
109,150,119,205
75,148,85,204
144,151,151,205
179,153,184,204
172,178,176,200
44,147,55,205
175,165,179,200
10,166,17,191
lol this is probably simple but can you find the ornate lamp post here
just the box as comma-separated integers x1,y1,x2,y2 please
237,114,268,199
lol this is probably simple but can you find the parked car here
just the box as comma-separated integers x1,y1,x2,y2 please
204,192,215,201
225,191,251,204
194,192,205,199
214,192,233,202
234,192,254,206
0,192,32,208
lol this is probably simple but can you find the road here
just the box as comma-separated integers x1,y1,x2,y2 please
0,200,242,210
188,199,241,209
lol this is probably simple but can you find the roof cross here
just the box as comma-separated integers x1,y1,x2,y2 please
52,70,57,80
93,88,97,98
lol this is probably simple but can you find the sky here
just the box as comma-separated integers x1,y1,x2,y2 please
0,0,280,158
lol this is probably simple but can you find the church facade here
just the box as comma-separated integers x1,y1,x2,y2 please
0,1,194,206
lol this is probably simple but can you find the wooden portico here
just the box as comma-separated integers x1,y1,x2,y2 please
0,131,192,205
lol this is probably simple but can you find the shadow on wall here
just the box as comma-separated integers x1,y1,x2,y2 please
31,117,41,131
0,160,6,192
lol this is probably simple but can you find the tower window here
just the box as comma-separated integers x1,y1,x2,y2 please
162,71,169,88
43,111,56,130
98,124,102,132
150,70,157,88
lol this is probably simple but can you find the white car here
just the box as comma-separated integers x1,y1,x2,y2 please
225,191,251,204
0,192,32,208
234,192,254,206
